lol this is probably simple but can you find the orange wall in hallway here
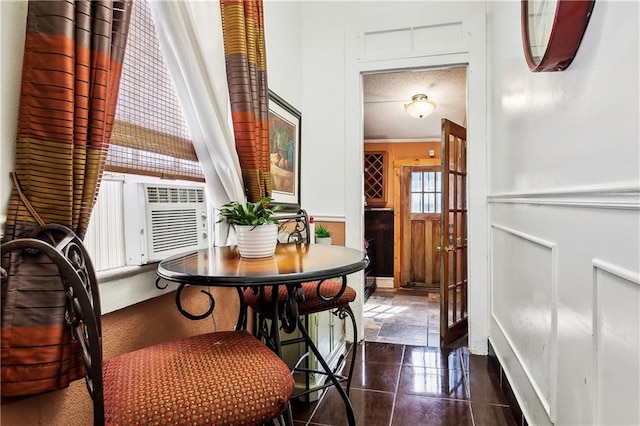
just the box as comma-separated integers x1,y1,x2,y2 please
365,141,441,209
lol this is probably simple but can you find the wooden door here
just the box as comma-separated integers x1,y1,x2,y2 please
440,118,468,346
399,166,442,289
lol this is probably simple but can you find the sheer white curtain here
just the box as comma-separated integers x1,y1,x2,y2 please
149,0,244,245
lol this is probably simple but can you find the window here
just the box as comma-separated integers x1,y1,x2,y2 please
85,0,206,272
410,171,442,214
107,0,202,182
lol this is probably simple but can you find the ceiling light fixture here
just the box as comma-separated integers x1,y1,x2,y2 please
404,94,436,118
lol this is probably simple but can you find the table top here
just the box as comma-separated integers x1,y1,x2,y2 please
157,244,369,287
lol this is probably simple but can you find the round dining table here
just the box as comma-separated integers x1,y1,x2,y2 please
157,243,368,426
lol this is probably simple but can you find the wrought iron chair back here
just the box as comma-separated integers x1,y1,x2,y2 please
2,225,296,426
1,224,104,424
275,209,311,244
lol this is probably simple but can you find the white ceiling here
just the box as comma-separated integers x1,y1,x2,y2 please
363,66,467,141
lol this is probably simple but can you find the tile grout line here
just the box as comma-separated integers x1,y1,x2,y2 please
461,347,480,426
387,344,405,426
301,387,327,426
469,400,477,426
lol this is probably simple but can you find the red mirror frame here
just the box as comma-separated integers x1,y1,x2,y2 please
521,0,596,72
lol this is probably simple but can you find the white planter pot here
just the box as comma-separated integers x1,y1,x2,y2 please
235,224,278,258
316,236,332,245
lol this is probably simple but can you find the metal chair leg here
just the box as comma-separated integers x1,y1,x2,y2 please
296,316,356,426
335,305,358,395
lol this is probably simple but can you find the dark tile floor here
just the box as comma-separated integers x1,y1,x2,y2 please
289,290,517,426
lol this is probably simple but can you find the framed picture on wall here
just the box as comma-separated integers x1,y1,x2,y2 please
268,89,301,211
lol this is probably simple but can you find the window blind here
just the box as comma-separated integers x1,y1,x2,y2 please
107,0,203,181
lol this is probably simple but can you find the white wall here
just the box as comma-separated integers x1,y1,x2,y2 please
488,1,639,192
264,0,303,112
0,0,27,235
487,1,640,425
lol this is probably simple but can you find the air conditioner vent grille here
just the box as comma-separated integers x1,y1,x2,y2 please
150,209,199,253
146,186,205,204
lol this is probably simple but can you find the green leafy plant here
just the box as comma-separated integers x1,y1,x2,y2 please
314,225,332,238
218,197,284,229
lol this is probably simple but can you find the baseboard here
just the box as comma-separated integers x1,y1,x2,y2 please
375,277,394,289
488,339,529,426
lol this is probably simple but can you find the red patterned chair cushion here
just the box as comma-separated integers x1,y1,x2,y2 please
102,330,294,425
243,280,356,317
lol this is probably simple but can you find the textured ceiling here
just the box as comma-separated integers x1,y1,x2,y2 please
363,66,467,141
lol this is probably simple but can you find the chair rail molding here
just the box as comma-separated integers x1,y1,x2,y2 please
488,181,640,210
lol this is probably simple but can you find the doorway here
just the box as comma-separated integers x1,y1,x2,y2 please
343,4,487,353
362,67,468,347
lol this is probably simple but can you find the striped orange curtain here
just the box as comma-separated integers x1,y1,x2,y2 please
1,0,131,397
220,0,271,202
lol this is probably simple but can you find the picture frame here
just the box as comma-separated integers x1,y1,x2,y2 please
268,89,301,211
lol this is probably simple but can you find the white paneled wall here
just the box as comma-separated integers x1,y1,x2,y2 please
486,0,639,424
491,224,556,420
593,260,640,425
489,191,640,425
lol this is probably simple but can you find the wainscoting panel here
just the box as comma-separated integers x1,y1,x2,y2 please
491,224,557,420
593,260,640,426
489,185,639,425
349,4,473,63
362,28,412,58
413,22,464,54
362,21,464,61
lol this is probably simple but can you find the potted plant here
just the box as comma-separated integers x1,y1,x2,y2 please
315,225,332,245
218,197,284,258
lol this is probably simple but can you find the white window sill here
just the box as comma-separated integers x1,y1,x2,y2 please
97,263,178,314
97,263,158,282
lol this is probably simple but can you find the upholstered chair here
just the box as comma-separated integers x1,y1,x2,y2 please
1,225,295,426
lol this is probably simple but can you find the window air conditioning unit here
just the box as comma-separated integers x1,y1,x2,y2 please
123,183,209,265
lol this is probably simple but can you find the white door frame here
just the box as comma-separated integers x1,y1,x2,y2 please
343,2,489,354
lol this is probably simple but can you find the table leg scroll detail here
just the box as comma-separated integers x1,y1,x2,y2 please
175,283,215,321
155,277,168,290
280,284,304,334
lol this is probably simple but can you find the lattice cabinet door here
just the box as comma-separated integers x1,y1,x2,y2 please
364,151,387,206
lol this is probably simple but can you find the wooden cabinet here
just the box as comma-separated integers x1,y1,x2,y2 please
364,209,394,277
364,152,387,207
